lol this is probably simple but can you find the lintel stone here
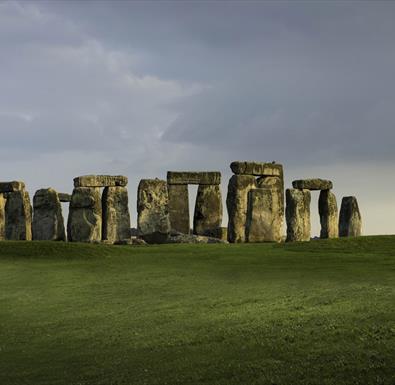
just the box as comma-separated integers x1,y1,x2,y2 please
167,171,221,185
73,175,128,188
230,161,283,177
292,178,333,190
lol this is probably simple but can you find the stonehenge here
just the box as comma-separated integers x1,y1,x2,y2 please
227,162,284,243
0,163,363,245
137,179,170,243
32,188,66,241
339,196,362,237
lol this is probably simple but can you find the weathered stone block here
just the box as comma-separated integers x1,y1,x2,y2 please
0,181,25,193
102,186,131,243
318,190,338,239
73,175,128,188
292,179,333,190
246,188,283,243
257,175,285,223
193,184,222,236
5,190,32,240
58,193,71,202
167,171,221,185
0,194,5,240
137,179,170,243
168,184,190,234
32,188,66,241
230,161,283,177
226,175,257,243
339,196,362,237
67,187,102,242
285,189,311,242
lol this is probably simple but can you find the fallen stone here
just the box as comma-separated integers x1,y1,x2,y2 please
203,227,228,241
167,171,221,185
32,188,66,241
137,179,171,243
246,188,283,243
73,175,128,188
0,181,25,193
102,186,131,243
131,237,148,245
0,194,5,240
226,174,257,243
339,196,362,237
193,184,222,236
166,233,227,244
318,190,338,239
285,189,311,242
67,187,102,242
292,179,333,190
168,184,190,234
58,193,71,202
5,190,32,240
230,161,283,177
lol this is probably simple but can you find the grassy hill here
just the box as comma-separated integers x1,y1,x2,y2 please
0,236,394,385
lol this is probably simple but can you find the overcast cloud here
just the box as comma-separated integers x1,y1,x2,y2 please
0,0,394,235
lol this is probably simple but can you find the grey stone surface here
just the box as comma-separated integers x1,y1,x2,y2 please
168,184,190,234
167,233,227,244
0,194,5,240
285,189,311,242
339,196,362,237
226,174,257,243
67,187,102,242
230,161,283,177
167,171,221,185
137,179,170,243
292,178,333,190
318,190,338,239
58,193,71,202
32,188,66,241
102,186,131,243
246,188,283,243
73,175,128,188
193,184,222,236
0,181,25,193
5,190,32,240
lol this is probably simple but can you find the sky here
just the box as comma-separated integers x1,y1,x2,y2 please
0,0,394,236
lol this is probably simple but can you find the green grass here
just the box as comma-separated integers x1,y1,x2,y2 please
0,236,394,385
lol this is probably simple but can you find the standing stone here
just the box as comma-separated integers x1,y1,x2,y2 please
257,176,284,228
193,184,222,236
32,188,66,241
226,175,257,243
285,189,311,242
168,184,190,234
0,194,6,240
67,187,102,242
5,190,32,240
137,179,170,243
246,188,283,243
102,186,131,243
339,196,362,237
318,190,338,239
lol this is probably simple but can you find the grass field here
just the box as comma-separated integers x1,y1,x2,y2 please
1,236,394,385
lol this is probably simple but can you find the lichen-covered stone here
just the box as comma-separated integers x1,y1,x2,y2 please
246,188,283,243
67,187,102,242
193,184,222,236
285,189,311,242
230,161,283,177
58,193,71,202
167,171,221,185
102,186,131,243
32,188,66,241
257,175,284,227
137,179,170,243
166,233,227,244
5,190,32,240
168,184,190,234
292,179,333,190
339,196,362,237
226,175,256,243
0,181,25,193
318,190,338,239
0,194,5,240
73,175,128,188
